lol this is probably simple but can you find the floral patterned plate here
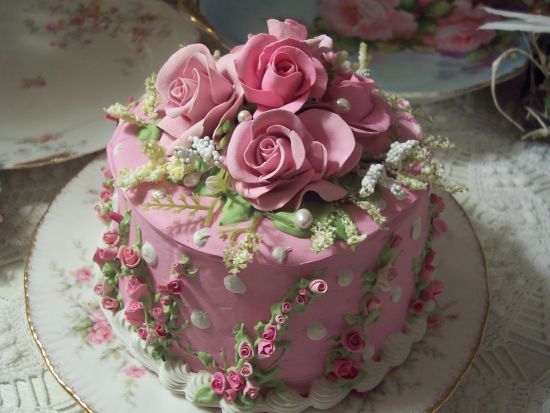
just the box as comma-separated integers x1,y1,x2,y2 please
25,156,488,413
180,0,527,102
0,0,198,170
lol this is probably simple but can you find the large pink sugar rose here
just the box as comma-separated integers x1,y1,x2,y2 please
227,109,361,211
321,72,392,153
124,300,145,327
320,0,417,40
433,1,499,55
234,19,330,114
156,44,243,151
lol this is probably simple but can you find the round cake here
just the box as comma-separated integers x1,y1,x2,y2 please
93,18,455,413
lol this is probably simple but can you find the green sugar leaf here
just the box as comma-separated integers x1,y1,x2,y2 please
220,194,253,226
136,121,161,142
265,211,310,238
193,384,219,405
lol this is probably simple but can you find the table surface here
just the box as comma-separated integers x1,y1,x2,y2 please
1,85,549,412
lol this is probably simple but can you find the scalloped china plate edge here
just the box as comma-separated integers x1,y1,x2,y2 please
24,154,489,413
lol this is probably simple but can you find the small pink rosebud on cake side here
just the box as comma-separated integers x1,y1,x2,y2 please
257,339,276,359
101,296,119,311
243,380,260,399
240,362,253,378
210,372,226,396
341,327,366,353
331,358,359,380
408,299,425,316
167,278,184,294
262,325,277,342
227,370,244,391
238,342,254,360
365,296,382,314
102,230,119,246
126,277,149,301
117,245,141,268
124,300,145,327
309,279,328,294
281,301,292,314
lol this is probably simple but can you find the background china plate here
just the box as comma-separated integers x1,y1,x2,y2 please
0,0,197,170
179,0,527,102
25,156,488,413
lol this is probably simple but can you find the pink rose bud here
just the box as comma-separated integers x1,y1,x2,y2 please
151,303,168,323
124,300,145,327
243,379,260,400
117,245,141,268
257,339,276,359
366,296,382,313
391,234,403,248
326,373,337,383
138,327,148,340
108,211,123,223
103,230,119,246
425,249,436,266
167,278,184,294
281,301,292,314
275,314,286,324
240,362,253,377
93,247,117,266
158,284,168,293
100,190,113,202
94,283,104,295
387,267,398,281
227,370,244,391
298,288,309,296
332,358,359,380
309,279,328,294
238,342,254,360
295,294,307,305
408,299,425,315
126,278,149,301
159,295,172,306
101,166,113,179
224,388,237,404
171,261,185,276
154,323,168,338
421,280,444,302
210,372,226,396
101,297,119,311
430,193,445,215
340,327,366,353
262,325,277,342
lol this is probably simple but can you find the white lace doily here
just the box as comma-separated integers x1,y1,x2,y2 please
1,88,549,412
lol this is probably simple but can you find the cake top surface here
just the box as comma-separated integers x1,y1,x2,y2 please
102,18,459,274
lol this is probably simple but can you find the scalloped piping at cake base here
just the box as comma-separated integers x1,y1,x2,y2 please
101,307,429,413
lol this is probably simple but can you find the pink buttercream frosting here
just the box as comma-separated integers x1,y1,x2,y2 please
106,120,432,395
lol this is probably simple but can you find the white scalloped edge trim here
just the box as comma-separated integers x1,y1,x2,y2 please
102,308,429,413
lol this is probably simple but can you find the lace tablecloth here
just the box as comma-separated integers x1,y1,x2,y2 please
1,89,549,412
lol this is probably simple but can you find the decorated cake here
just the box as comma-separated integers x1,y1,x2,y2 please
93,18,458,412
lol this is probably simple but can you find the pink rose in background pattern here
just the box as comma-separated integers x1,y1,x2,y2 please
117,245,141,268
331,358,360,380
86,308,113,345
122,365,147,378
341,327,366,353
227,109,361,211
320,0,417,41
432,1,500,55
211,372,226,395
156,44,243,150
421,279,445,301
233,19,328,114
74,267,93,283
124,300,145,326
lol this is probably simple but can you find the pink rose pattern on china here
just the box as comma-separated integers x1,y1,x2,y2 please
319,0,500,56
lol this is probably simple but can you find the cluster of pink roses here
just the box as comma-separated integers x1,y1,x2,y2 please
210,370,260,403
154,18,422,211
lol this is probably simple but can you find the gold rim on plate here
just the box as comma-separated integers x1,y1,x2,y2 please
24,156,489,413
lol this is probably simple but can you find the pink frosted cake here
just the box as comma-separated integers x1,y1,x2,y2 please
93,19,455,412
